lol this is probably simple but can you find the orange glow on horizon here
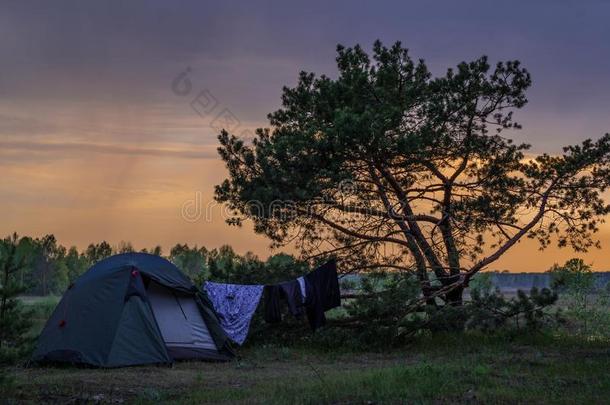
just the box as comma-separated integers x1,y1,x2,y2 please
2,137,609,272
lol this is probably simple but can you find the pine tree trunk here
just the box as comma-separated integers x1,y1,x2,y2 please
445,285,464,306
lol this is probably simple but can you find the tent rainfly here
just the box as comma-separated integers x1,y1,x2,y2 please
32,253,233,367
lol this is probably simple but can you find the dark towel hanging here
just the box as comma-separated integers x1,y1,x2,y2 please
304,259,341,331
279,279,304,317
263,285,282,323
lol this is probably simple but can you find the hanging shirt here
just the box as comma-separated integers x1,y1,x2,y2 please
264,280,305,323
204,281,264,345
279,279,304,317
263,285,282,323
304,260,341,331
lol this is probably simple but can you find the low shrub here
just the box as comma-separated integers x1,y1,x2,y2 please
549,258,610,338
307,272,561,350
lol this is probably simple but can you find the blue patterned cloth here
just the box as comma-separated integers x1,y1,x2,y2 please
204,281,264,345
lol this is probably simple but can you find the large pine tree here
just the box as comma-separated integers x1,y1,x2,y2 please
215,41,610,305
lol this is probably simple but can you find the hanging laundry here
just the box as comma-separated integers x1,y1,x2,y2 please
304,260,341,331
279,279,304,317
263,285,282,323
263,280,305,322
207,260,341,339
204,281,264,345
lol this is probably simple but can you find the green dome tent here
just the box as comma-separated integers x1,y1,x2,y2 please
33,253,233,367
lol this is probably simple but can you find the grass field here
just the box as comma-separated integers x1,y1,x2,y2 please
2,333,609,404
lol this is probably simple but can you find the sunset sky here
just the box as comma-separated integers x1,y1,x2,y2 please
1,1,609,271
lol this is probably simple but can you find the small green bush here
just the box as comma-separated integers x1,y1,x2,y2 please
308,272,560,350
549,258,610,338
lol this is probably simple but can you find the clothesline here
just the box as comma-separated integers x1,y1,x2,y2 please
205,259,344,286
204,260,341,346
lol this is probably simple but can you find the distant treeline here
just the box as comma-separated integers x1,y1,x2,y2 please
488,271,610,291
5,233,609,297
0,233,309,296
